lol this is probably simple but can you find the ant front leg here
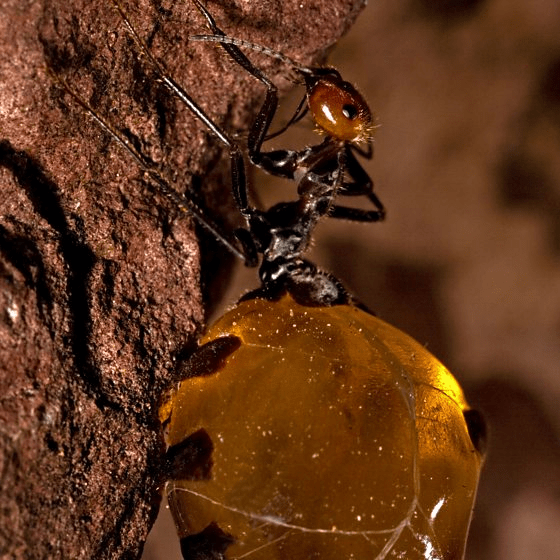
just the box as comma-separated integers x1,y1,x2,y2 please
329,197,385,223
192,0,287,167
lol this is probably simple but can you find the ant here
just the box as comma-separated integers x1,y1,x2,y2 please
53,0,386,308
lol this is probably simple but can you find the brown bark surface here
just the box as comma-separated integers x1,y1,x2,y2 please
0,0,365,558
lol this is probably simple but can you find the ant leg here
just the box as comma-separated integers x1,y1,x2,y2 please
191,1,283,163
109,0,260,256
329,202,385,223
48,66,256,263
337,148,376,196
330,183,386,221
264,95,308,142
330,149,386,222
350,141,373,160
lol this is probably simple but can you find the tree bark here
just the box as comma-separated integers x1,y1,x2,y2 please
0,0,366,558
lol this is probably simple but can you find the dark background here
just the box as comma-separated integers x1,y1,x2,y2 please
143,0,560,558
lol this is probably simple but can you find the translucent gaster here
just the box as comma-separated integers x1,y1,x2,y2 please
165,294,483,559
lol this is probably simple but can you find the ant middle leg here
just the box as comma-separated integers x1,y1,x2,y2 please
330,147,386,222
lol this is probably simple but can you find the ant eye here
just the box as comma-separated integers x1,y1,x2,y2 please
342,104,358,120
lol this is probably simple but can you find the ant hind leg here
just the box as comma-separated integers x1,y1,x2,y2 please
110,0,259,260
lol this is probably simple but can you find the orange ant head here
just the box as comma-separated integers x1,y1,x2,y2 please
306,72,374,144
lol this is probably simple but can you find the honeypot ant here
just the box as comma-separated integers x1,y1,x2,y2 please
48,2,484,559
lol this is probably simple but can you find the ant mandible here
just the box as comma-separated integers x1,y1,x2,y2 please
111,0,385,306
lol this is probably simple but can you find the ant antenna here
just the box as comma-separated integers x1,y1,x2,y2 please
189,34,314,76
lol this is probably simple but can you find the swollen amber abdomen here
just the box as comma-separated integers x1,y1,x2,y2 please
165,293,484,559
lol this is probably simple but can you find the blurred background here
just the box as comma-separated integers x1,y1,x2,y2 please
143,0,560,558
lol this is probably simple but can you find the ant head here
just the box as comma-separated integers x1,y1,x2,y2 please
305,70,374,145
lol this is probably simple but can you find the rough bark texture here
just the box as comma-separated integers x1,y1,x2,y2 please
0,0,365,558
